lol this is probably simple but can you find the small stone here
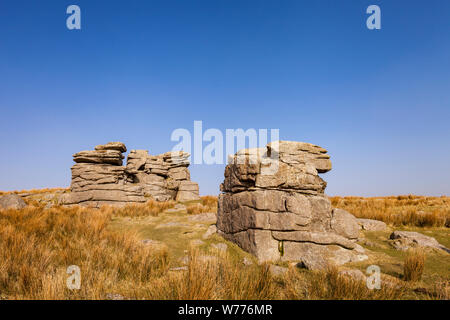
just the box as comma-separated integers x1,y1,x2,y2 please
190,239,205,246
202,225,217,239
242,257,253,265
105,293,126,300
269,265,288,277
339,269,366,282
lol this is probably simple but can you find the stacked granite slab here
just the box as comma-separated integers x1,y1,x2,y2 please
61,142,200,207
217,141,367,270
126,149,200,202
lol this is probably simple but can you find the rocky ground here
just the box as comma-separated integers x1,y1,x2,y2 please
108,200,449,296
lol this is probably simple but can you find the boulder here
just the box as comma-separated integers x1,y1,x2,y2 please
330,208,360,239
176,181,200,201
390,231,449,253
217,141,368,268
0,194,27,210
339,269,367,282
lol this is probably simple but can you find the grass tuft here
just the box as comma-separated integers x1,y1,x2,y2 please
403,249,426,282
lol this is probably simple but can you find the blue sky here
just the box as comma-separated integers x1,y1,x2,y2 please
0,0,449,196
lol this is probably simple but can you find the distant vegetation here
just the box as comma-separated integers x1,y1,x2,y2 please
330,195,450,228
0,188,68,196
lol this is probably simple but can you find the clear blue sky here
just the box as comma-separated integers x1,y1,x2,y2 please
0,0,449,196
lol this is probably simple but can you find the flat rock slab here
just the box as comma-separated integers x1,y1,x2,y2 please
95,142,127,153
358,218,388,231
389,231,449,253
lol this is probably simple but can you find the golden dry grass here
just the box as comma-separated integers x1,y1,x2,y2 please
283,266,405,300
183,195,450,227
145,248,277,300
108,200,176,218
0,205,170,299
403,249,426,282
186,196,218,214
0,188,68,196
0,204,411,300
1,192,448,300
330,195,450,227
430,280,449,300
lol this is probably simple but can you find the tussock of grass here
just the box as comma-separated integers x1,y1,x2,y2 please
404,249,426,282
330,195,450,227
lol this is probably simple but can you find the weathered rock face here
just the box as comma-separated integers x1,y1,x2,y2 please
217,141,366,269
60,142,200,207
0,194,27,210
